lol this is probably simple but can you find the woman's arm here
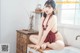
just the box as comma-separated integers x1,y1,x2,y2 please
37,17,44,44
39,15,57,45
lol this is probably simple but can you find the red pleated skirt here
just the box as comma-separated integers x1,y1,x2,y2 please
44,31,56,43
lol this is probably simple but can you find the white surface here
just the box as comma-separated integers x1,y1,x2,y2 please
27,46,80,53
43,46,80,53
27,47,40,53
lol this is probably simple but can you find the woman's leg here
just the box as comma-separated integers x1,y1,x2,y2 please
29,35,38,44
47,40,65,50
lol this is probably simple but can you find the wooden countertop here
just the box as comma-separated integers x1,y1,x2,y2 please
16,29,38,35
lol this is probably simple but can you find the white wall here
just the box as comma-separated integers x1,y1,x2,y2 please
1,0,30,53
0,0,1,43
1,0,46,53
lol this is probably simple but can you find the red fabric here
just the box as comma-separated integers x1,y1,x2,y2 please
44,31,56,43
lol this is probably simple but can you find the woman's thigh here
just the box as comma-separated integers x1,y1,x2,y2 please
47,40,65,50
29,35,38,44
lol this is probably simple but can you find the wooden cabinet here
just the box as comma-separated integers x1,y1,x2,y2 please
16,30,38,53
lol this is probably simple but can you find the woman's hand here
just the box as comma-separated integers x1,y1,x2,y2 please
34,44,40,50
28,44,40,50
41,43,47,49
41,42,49,49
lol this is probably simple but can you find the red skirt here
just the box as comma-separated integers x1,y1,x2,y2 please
44,31,56,43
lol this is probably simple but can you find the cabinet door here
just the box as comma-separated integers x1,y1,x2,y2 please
18,34,24,53
17,49,23,53
22,34,27,53
16,32,21,53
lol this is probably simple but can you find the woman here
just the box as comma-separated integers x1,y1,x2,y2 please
29,0,65,50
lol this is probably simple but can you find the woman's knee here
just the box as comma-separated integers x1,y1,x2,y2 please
29,35,36,41
29,35,38,44
29,35,33,41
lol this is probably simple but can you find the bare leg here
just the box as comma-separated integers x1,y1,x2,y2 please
47,40,65,50
29,35,38,44
29,35,38,48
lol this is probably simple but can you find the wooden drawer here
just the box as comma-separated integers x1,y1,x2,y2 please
22,34,27,44
16,30,38,53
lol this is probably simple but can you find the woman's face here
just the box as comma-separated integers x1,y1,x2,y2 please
43,4,54,15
